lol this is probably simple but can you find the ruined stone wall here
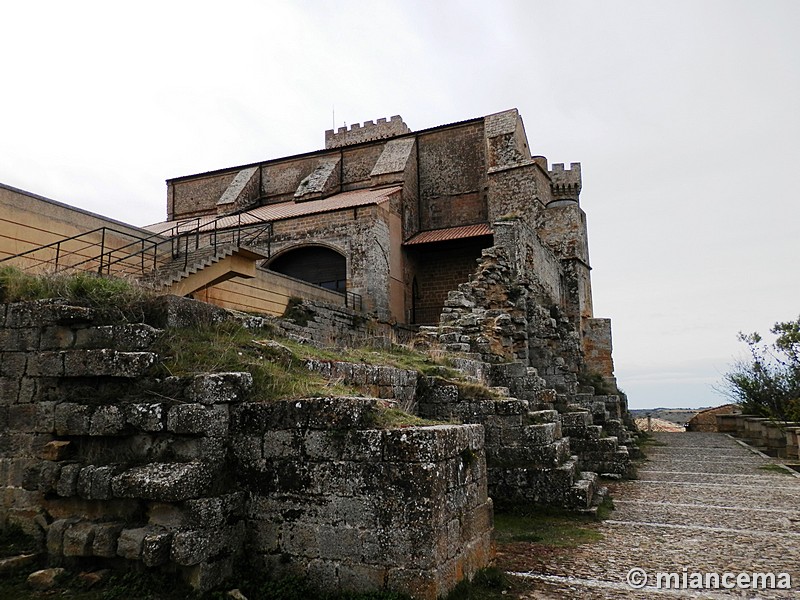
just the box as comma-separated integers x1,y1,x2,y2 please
492,219,563,306
250,296,417,351
0,299,492,598
582,318,615,381
416,379,597,510
233,399,491,599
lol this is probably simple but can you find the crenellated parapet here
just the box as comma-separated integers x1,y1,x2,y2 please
325,115,410,149
549,162,582,204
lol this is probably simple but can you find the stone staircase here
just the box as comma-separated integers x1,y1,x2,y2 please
416,373,607,511
139,243,239,289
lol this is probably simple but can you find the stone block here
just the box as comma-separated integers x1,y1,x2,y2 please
250,520,280,553
62,349,157,378
142,530,173,567
186,372,253,404
0,352,28,377
523,422,560,446
116,526,151,560
39,326,75,350
171,529,213,566
27,568,67,591
141,294,229,329
8,404,37,432
47,518,79,555
425,385,459,405
76,466,95,499
74,323,161,350
0,377,19,404
34,402,57,433
89,405,126,435
301,397,380,430
38,460,62,493
339,562,388,593
262,429,299,459
56,463,80,497
281,522,320,558
125,403,164,431
27,352,64,377
383,425,477,463
17,377,36,403
340,430,384,461
561,411,591,427
92,522,124,557
91,465,118,499
0,327,39,352
387,567,438,600
318,525,361,561
6,300,95,328
63,521,95,556
494,399,529,415
54,403,92,435
167,403,228,436
185,555,234,592
39,440,72,461
112,461,213,501
0,553,38,574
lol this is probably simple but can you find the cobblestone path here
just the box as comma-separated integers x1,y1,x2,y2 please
496,432,800,599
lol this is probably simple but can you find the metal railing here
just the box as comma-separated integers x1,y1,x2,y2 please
2,211,366,312
345,290,362,311
0,212,273,280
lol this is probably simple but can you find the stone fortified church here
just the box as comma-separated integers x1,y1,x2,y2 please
148,108,615,388
0,109,636,599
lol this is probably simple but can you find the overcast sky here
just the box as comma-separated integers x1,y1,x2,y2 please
2,1,798,409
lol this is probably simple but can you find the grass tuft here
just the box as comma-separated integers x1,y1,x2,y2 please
758,463,795,475
493,505,603,547
0,266,151,317
153,321,359,402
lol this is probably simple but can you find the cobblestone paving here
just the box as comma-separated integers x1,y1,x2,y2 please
496,432,800,598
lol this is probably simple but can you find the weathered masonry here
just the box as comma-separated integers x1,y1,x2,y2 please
0,298,492,599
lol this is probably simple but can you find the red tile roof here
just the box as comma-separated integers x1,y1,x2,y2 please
403,223,493,245
145,187,401,234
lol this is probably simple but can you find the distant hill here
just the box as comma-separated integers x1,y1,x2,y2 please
629,407,710,427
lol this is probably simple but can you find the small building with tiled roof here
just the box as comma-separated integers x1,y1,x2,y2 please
687,404,741,432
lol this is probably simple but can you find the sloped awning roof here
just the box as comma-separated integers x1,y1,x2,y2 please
403,223,493,245
145,186,401,234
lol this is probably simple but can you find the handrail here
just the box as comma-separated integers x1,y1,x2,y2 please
1,209,273,280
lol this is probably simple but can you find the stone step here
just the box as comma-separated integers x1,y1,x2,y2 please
522,422,562,446
561,411,592,428
527,409,560,424
38,323,162,352
27,349,157,379
562,424,602,440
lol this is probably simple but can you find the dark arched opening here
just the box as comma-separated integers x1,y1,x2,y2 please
267,246,346,292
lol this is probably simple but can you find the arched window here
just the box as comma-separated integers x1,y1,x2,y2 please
267,246,346,292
